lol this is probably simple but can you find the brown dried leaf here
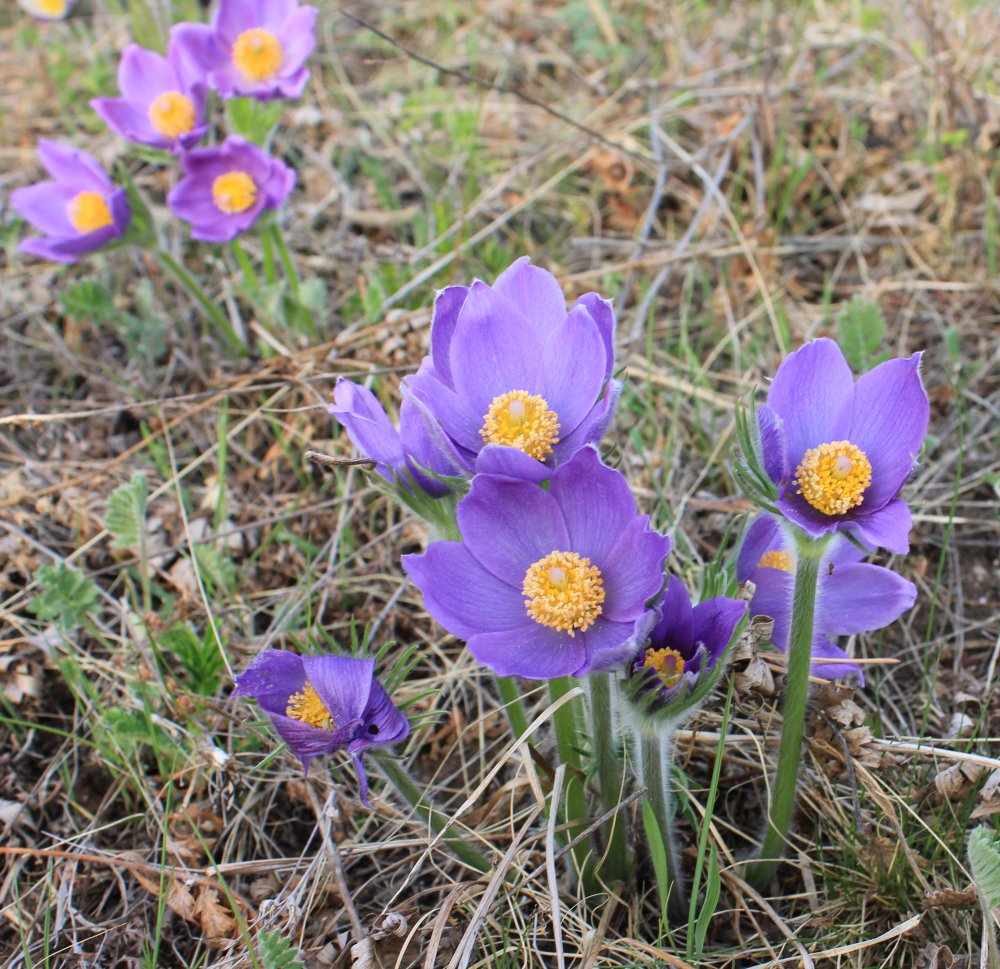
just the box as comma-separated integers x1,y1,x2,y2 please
971,768,1000,819
934,761,985,801
192,887,237,942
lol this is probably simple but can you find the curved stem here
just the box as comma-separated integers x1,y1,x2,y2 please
372,750,490,873
154,250,244,353
745,534,826,889
639,730,687,921
586,673,630,887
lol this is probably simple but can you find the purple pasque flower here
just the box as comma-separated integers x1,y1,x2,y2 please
403,257,621,483
232,649,409,805
91,43,208,152
16,0,76,19
329,371,463,499
11,140,130,264
403,446,670,679
167,136,295,242
737,512,917,681
170,0,316,101
629,576,746,709
758,338,929,554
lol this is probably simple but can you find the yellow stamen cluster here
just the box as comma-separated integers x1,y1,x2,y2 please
31,0,68,16
212,171,258,214
480,390,560,461
232,27,284,81
286,681,334,730
642,647,685,688
66,191,113,233
522,550,605,635
148,90,196,139
757,549,793,572
794,441,872,517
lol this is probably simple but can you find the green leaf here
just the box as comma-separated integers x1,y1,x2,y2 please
160,623,224,696
192,545,235,597
298,278,327,313
60,280,114,322
225,97,283,147
692,842,721,955
969,826,1000,910
836,296,886,371
29,563,101,632
258,930,304,969
105,473,148,548
641,798,671,927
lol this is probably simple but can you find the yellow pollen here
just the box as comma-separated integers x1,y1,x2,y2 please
66,191,113,233
522,551,604,635
32,0,68,15
642,647,685,688
757,549,793,572
147,90,196,139
232,27,284,81
286,681,334,730
480,390,560,461
212,171,257,214
794,441,873,517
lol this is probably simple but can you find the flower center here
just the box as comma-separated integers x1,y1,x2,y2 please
232,27,284,81
642,647,685,688
36,0,68,14
147,90,196,139
286,681,334,730
757,549,793,572
480,390,560,461
66,191,113,233
522,550,604,635
212,171,257,214
794,441,873,516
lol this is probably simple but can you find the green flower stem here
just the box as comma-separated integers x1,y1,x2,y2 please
496,676,530,740
269,223,317,339
745,533,828,889
229,238,256,286
372,750,490,873
154,250,244,353
548,677,598,893
639,730,687,921
586,673,630,887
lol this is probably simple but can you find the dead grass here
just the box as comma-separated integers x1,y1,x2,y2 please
1,0,998,965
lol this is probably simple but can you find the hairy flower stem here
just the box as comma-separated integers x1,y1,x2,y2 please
586,674,630,887
154,250,245,353
372,750,490,874
496,676,530,740
746,534,827,889
548,677,598,894
638,730,687,921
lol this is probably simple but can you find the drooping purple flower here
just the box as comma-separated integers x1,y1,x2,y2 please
167,136,295,242
329,371,464,499
757,338,929,554
11,140,130,264
629,576,746,709
170,0,317,102
736,513,917,681
402,257,621,482
91,43,208,152
403,446,670,679
16,0,76,19
232,649,409,805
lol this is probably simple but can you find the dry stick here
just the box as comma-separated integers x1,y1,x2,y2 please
546,765,568,969
337,8,638,158
307,788,366,941
304,450,377,470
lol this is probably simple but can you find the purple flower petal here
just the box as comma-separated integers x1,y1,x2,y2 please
10,182,77,236
737,513,783,582
353,681,410,750
691,597,747,666
817,562,916,635
428,285,469,388
579,616,646,673
599,517,669,621
37,140,110,192
570,292,616,379
474,444,552,482
852,498,913,554
467,622,586,679
491,257,568,334
277,5,317,73
810,635,863,682
232,648,305,701
849,353,928,508
456,474,570,585
169,22,226,81
303,654,375,726
648,575,695,654
757,404,789,484
405,369,484,456
403,542,528,638
328,378,406,482
555,380,620,457
766,338,854,463
118,44,175,105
